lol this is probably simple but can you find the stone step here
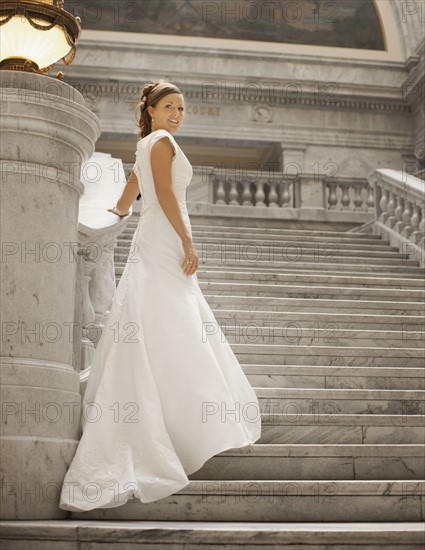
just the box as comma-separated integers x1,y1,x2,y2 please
260,413,425,444
115,242,415,265
243,365,425,390
125,221,385,240
255,387,425,415
190,232,395,247
188,444,425,480
198,281,425,302
115,262,425,278
204,295,425,315
118,233,398,251
186,215,367,231
196,253,420,266
196,226,389,237
205,263,425,278
2,521,425,549
194,215,376,230
108,218,425,533
70,480,424,522
194,269,425,289
234,343,424,367
196,258,424,273
219,325,425,349
211,309,425,332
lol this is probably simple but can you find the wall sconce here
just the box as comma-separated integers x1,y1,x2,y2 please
0,0,81,79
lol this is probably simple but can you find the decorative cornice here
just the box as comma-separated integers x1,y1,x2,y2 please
77,36,407,67
69,79,411,114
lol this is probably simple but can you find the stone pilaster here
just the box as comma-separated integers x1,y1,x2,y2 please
279,144,307,208
403,38,425,172
0,71,101,519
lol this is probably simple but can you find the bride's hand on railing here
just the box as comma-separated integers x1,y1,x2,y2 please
107,206,130,217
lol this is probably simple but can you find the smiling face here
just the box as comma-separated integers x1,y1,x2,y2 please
147,93,185,134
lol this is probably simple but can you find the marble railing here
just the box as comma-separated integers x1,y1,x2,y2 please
75,153,132,380
211,171,299,208
367,168,425,265
183,166,375,223
323,176,375,212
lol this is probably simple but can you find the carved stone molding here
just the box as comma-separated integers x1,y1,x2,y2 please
70,79,412,114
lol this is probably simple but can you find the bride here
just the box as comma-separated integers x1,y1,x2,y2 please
59,79,262,512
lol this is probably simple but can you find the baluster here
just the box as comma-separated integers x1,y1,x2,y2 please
255,178,266,207
365,185,375,210
353,185,363,210
386,191,397,227
418,211,425,249
79,250,96,372
268,178,279,207
282,179,291,207
401,200,414,238
326,180,338,210
410,203,422,244
378,188,389,223
215,176,226,204
394,196,404,232
340,183,351,210
341,183,350,209
89,243,116,329
229,178,239,205
276,181,283,207
241,178,253,206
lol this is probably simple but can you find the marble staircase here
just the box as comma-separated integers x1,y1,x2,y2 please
56,214,424,546
6,215,422,548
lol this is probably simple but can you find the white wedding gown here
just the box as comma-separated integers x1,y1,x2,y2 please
59,128,261,512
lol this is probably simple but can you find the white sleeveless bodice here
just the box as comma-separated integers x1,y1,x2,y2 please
134,129,193,211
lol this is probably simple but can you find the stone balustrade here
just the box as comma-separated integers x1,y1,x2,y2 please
211,171,298,208
367,168,424,266
77,153,132,382
324,176,375,212
180,166,375,225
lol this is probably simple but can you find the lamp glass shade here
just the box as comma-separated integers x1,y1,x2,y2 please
0,15,72,69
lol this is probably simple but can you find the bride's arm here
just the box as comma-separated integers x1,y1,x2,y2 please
150,137,191,244
150,136,199,275
108,169,140,216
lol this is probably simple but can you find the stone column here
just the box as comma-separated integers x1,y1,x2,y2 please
0,71,101,519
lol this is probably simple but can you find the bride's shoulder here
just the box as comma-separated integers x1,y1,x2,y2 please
137,130,162,145
137,129,177,154
153,128,178,140
139,129,171,141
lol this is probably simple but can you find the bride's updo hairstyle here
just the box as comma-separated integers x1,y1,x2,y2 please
135,79,183,140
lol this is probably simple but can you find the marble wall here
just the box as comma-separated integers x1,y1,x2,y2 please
65,33,424,190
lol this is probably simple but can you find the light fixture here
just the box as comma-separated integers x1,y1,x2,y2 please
0,1,81,78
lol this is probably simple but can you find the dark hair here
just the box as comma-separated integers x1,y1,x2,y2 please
135,79,183,140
